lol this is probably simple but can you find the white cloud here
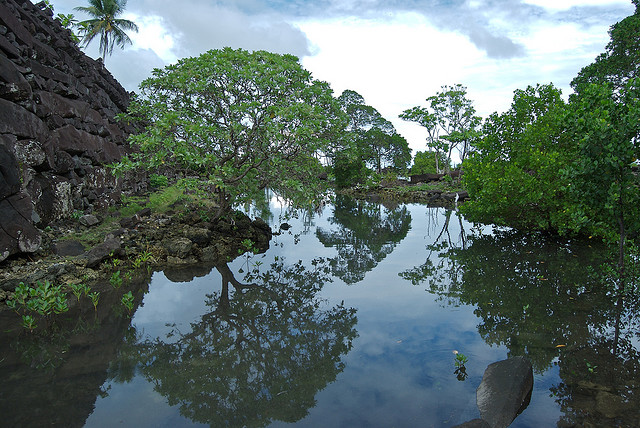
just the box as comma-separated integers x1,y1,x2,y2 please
523,0,630,10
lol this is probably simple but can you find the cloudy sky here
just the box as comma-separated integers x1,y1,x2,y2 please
48,0,634,154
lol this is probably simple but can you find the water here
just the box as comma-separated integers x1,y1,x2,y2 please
1,196,639,427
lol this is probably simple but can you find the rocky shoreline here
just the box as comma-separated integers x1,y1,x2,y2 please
0,203,273,304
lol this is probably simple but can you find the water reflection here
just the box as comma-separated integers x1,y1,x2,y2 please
107,258,358,427
400,224,640,424
316,195,411,284
0,275,150,427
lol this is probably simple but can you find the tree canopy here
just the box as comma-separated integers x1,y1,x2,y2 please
75,0,138,61
400,84,481,172
461,84,571,230
117,48,345,218
331,90,410,187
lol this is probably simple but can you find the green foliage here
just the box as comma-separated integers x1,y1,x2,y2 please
332,89,410,183
333,151,368,189
461,84,572,231
454,352,468,368
149,174,169,188
121,291,134,315
400,84,482,171
117,48,342,218
7,281,70,330
410,150,450,175
74,0,139,61
110,270,123,288
572,3,640,94
564,79,640,242
89,291,100,311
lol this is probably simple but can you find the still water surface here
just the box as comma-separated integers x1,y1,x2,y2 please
2,196,639,427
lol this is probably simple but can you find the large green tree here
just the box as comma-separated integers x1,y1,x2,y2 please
400,84,481,172
571,0,640,94
461,84,572,230
118,48,344,218
74,0,138,61
333,90,410,185
564,79,640,293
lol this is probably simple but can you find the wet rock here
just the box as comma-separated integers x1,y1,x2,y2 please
476,356,533,428
52,239,85,256
279,222,291,231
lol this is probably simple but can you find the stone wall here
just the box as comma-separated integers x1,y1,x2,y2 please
0,0,137,262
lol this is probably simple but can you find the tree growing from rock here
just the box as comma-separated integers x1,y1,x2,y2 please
117,48,344,218
75,0,138,61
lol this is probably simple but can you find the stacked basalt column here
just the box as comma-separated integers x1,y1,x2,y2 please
0,0,138,262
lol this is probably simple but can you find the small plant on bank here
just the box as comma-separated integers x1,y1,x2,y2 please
89,291,100,312
110,271,123,288
68,283,86,302
121,291,134,315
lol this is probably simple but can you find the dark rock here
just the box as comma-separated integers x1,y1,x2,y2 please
184,227,211,245
410,173,444,184
162,237,193,259
476,356,533,428
134,207,151,219
119,216,135,228
0,191,41,261
280,222,291,231
14,139,46,168
52,239,85,256
0,144,21,199
83,237,121,268
79,214,99,227
0,98,48,139
453,419,491,428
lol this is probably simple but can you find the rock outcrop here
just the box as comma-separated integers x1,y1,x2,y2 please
0,0,137,262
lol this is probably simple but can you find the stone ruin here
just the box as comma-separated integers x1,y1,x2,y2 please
0,0,138,262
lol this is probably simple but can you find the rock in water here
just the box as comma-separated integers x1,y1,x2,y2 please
476,356,533,428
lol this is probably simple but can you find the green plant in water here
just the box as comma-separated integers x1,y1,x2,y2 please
110,270,123,288
453,350,469,381
89,291,100,311
585,360,597,374
22,314,37,332
121,291,134,315
68,283,86,302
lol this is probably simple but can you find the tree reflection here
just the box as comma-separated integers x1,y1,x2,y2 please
316,195,411,284
400,227,640,423
111,257,358,427
400,229,611,372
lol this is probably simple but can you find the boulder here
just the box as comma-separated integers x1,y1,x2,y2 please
83,237,122,268
476,356,533,428
162,237,193,259
52,239,85,257
79,214,99,227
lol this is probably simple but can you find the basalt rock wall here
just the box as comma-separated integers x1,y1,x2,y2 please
0,0,139,262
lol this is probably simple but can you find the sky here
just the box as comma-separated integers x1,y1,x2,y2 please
46,0,635,155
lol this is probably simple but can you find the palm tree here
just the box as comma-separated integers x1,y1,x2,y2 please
75,0,138,62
